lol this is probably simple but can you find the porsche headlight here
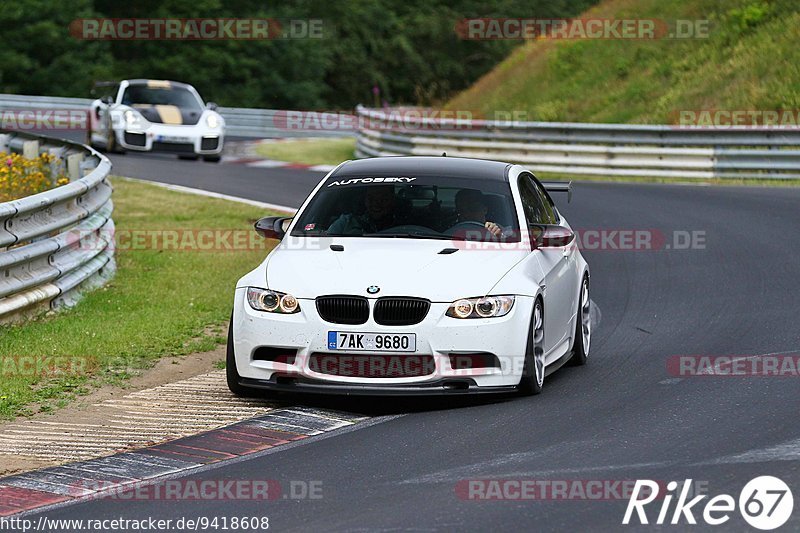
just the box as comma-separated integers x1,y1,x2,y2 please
206,114,219,128
446,295,514,319
124,109,144,128
247,287,300,314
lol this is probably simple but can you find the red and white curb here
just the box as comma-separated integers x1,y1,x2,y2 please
222,155,335,173
222,139,337,172
0,407,365,517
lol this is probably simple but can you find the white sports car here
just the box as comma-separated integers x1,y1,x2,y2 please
228,156,590,396
88,79,224,162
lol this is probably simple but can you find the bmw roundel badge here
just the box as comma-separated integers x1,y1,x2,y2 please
367,285,380,294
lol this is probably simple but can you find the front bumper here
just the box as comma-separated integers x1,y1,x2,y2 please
116,123,224,154
231,288,534,393
238,376,518,396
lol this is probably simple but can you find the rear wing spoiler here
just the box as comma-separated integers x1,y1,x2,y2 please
541,181,573,203
90,81,118,96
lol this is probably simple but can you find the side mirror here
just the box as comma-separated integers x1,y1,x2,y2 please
529,224,575,249
206,102,218,111
100,95,114,105
254,216,292,240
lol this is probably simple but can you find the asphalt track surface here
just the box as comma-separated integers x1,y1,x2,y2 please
23,148,800,531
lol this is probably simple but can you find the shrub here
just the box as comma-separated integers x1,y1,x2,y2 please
0,152,69,202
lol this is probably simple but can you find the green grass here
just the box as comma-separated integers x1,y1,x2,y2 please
254,138,356,166
446,0,800,124
0,178,280,420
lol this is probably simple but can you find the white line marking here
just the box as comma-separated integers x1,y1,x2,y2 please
115,176,297,213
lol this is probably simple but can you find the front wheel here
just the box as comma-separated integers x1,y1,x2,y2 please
569,275,591,366
518,298,545,396
203,155,221,163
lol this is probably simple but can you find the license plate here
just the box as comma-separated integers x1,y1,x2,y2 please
156,135,192,143
328,332,416,352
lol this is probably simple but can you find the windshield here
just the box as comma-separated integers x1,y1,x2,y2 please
291,175,520,242
121,85,203,110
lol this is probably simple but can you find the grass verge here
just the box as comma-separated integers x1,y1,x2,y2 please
0,177,279,420
446,0,800,124
254,137,355,166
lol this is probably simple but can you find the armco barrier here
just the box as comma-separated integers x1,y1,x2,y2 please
0,130,115,323
354,105,800,179
0,93,353,139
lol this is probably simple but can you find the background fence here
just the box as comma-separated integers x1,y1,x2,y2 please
0,130,114,323
354,105,800,180
4,94,800,179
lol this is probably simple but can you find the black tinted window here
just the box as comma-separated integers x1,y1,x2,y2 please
291,175,520,242
517,174,546,225
531,177,558,224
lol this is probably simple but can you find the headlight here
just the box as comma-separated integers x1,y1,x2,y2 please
124,109,145,128
246,287,300,314
206,114,219,128
446,295,514,319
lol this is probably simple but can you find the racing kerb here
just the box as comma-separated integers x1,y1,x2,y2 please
0,130,115,323
354,105,800,180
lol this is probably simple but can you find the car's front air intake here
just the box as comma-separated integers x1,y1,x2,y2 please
373,297,430,326
316,296,369,325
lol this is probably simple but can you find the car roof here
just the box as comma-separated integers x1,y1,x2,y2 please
332,156,511,181
124,79,193,90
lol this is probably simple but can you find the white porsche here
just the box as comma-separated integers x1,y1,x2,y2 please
88,79,224,162
228,156,591,396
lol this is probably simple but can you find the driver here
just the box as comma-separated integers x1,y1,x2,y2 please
327,185,397,234
454,189,502,237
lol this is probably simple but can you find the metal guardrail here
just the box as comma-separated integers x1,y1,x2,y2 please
355,105,800,179
0,130,115,323
0,93,353,139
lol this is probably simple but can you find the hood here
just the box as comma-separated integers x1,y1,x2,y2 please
131,104,202,125
265,237,528,301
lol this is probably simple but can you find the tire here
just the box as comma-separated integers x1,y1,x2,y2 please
518,298,545,396
226,315,256,397
569,275,591,366
203,155,221,163
105,130,125,154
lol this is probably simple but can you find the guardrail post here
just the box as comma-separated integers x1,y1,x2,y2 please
67,153,84,181
22,140,39,159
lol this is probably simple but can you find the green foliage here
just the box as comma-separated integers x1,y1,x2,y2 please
447,0,800,124
0,0,594,109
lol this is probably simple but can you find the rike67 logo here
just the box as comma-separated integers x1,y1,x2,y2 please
623,476,793,530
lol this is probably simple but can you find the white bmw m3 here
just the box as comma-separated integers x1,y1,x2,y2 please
228,156,591,396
